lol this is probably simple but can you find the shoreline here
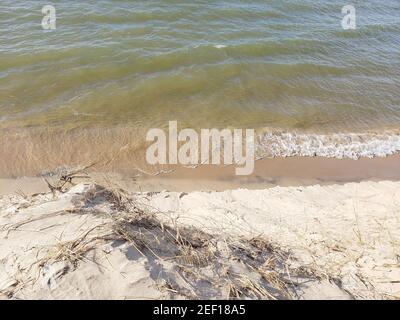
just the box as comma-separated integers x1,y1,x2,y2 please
2,125,400,178
1,154,400,195
143,154,400,191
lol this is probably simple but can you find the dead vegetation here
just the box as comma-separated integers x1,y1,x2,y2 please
43,163,95,194
0,169,333,300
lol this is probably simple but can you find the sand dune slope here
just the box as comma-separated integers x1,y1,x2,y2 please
0,181,399,299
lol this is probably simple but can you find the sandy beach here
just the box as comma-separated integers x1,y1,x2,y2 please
1,0,399,302
0,167,399,300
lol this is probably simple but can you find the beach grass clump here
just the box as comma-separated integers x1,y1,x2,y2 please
0,171,327,300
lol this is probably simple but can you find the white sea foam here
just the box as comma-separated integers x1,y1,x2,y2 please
255,131,400,159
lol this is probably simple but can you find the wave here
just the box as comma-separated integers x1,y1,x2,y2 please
256,130,400,160
1,126,400,178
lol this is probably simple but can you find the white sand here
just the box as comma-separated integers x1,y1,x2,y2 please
0,180,399,300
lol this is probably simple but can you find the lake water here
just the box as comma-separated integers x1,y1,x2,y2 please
0,1,399,176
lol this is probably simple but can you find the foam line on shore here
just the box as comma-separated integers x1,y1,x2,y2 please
256,130,400,159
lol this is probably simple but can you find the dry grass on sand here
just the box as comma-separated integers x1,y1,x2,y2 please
1,170,398,299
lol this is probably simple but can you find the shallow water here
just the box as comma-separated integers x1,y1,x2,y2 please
0,1,400,176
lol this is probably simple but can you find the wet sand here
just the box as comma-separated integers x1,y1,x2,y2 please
1,154,400,195
146,154,400,190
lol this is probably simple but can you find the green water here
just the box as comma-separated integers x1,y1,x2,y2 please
1,0,399,131
0,1,400,177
